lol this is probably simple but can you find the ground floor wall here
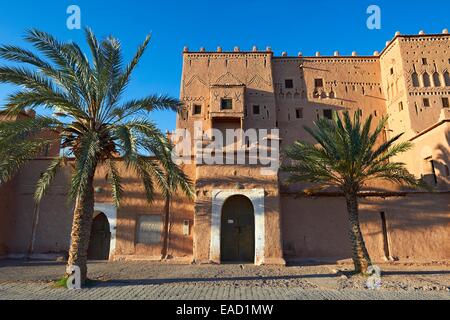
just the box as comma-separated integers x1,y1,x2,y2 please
2,160,449,264
281,192,450,263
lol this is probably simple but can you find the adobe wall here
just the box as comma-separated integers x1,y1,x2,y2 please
4,160,73,255
193,164,283,264
2,159,194,261
0,180,15,255
178,50,277,135
281,192,450,263
272,55,385,146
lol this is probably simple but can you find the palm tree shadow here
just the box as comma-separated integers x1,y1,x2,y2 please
94,274,333,287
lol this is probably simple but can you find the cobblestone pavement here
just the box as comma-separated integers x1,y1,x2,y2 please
0,260,449,300
0,281,449,300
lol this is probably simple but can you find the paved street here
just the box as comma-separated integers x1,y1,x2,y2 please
0,260,449,300
1,281,449,300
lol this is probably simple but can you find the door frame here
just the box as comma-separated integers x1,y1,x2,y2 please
94,203,117,260
210,189,265,265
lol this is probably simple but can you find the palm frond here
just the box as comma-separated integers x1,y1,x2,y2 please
34,156,67,202
106,159,123,207
282,110,424,193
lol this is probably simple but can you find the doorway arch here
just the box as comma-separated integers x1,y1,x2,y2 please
221,195,255,263
88,212,111,261
210,189,265,265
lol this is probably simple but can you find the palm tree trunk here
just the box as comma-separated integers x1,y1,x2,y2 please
66,172,95,285
345,192,372,274
161,193,171,260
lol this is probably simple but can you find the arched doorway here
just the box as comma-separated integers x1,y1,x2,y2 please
88,212,111,260
221,195,255,263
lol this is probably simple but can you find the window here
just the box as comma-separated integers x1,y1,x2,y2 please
445,71,450,86
412,72,420,87
429,159,438,185
295,108,303,119
422,58,428,65
314,78,324,88
422,72,431,87
442,97,449,108
323,109,332,120
422,157,438,186
423,98,430,107
390,68,394,75
398,101,404,111
285,79,294,89
444,165,450,177
137,215,163,245
193,104,202,115
221,98,233,110
433,72,441,87
253,105,260,115
357,109,363,117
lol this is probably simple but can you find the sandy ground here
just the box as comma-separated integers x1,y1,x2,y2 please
0,259,449,292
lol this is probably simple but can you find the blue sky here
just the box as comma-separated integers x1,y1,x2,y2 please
0,0,448,132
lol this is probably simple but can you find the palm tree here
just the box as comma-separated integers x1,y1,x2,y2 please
0,28,193,284
282,111,425,274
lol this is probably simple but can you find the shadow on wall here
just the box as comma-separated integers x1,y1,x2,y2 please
434,128,450,186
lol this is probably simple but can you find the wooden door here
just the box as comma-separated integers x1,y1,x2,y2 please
221,196,255,263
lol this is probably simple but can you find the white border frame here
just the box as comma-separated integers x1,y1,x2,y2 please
210,189,265,265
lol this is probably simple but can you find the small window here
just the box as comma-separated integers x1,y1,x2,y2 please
374,110,378,117
358,109,363,117
442,97,449,108
423,98,430,107
398,101,404,111
314,78,324,88
296,108,303,119
323,109,333,120
390,68,394,75
253,105,260,115
193,104,202,115
221,98,233,110
285,79,294,89
444,165,450,177
422,58,428,65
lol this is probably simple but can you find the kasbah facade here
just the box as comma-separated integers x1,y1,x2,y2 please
0,30,449,266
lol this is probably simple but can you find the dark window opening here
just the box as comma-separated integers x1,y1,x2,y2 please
390,68,394,75
296,108,303,119
253,105,260,115
221,98,233,110
444,165,450,177
423,98,430,107
314,78,324,88
422,58,428,65
423,72,431,87
424,157,438,185
442,97,449,108
193,104,202,115
323,109,332,120
412,72,420,87
285,79,294,89
398,101,404,111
